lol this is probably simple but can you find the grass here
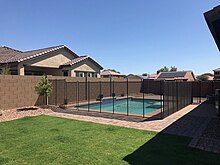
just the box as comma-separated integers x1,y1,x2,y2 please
0,115,219,165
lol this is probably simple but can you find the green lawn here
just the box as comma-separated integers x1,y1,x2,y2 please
0,116,219,165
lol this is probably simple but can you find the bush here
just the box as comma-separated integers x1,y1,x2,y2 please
0,63,10,75
196,75,208,81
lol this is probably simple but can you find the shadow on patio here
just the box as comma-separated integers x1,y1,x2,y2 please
123,101,220,165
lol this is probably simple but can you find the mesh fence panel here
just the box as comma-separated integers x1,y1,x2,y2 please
163,81,192,118
48,79,197,119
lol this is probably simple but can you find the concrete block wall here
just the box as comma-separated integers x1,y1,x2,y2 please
0,75,142,110
0,75,43,110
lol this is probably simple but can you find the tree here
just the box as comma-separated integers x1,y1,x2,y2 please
157,66,169,74
170,66,177,72
35,76,53,105
0,64,10,75
157,66,177,74
196,75,208,81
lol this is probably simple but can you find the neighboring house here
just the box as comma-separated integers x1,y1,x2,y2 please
100,70,124,78
204,5,220,51
127,74,148,79
148,73,158,80
213,68,220,80
0,45,103,77
201,73,214,80
156,71,195,81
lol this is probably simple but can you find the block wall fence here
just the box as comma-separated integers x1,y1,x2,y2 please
1,75,218,111
0,75,141,110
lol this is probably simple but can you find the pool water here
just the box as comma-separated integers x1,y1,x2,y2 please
78,98,162,115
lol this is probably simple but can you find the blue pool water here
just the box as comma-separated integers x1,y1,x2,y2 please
78,98,162,115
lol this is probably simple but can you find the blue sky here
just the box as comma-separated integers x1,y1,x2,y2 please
0,0,220,75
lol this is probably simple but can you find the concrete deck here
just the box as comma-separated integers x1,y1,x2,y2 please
47,104,199,132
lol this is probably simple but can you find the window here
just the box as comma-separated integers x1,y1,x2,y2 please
63,70,68,77
87,73,93,77
76,72,84,77
75,71,97,77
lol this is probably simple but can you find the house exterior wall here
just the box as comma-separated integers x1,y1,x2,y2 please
24,66,63,76
5,48,102,77
214,71,220,80
185,72,196,81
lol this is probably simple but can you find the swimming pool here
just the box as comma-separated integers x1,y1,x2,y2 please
78,98,162,115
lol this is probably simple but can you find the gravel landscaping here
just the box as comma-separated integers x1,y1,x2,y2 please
0,106,53,122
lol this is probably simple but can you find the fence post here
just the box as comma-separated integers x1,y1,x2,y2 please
176,81,178,112
63,80,66,105
77,81,79,110
160,80,163,119
112,80,115,114
191,82,193,104
127,78,129,116
65,81,67,104
100,81,102,113
110,77,112,97
212,81,214,96
142,79,145,118
199,81,201,103
88,81,90,112
85,77,87,100
55,79,58,105
162,81,165,119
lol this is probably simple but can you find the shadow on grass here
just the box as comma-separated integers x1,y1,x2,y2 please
123,102,220,165
123,132,220,165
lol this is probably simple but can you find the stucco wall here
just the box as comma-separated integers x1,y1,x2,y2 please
17,49,101,77
185,72,195,81
24,66,63,76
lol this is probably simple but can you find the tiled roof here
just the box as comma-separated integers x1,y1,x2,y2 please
149,74,158,79
213,68,220,72
127,74,148,79
100,70,121,76
61,56,103,69
0,45,78,63
0,46,22,63
62,56,89,66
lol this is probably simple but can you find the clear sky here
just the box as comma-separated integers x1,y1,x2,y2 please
0,0,220,75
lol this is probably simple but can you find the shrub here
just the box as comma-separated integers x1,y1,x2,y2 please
196,75,208,81
0,63,10,75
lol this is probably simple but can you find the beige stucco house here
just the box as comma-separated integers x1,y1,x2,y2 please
0,45,103,77
100,70,124,78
